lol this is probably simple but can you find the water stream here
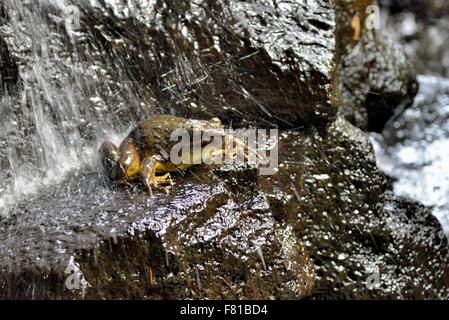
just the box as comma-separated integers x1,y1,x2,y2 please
0,0,145,214
372,75,449,233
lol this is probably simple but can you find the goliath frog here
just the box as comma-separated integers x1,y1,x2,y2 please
99,115,246,194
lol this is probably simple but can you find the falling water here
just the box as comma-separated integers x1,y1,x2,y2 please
371,75,449,233
0,0,147,214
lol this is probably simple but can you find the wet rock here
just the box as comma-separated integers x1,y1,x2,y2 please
259,117,449,299
336,1,419,132
379,0,449,78
0,37,19,94
77,0,338,128
0,168,314,299
0,35,19,198
379,0,449,20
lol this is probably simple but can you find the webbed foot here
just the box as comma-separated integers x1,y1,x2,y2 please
141,156,175,195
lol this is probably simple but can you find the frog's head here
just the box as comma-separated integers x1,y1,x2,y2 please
98,141,121,180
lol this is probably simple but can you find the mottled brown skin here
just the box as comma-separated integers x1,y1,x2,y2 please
99,115,225,194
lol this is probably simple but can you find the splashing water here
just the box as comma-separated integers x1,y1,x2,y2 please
0,0,144,214
371,75,449,233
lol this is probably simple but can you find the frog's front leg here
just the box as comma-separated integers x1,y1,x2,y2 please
140,155,174,195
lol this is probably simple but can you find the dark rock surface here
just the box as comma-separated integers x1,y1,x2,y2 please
336,0,419,132
379,0,449,20
0,167,314,299
259,118,449,299
0,37,19,94
77,0,338,128
379,0,449,78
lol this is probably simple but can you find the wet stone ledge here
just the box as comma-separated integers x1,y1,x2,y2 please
0,167,314,299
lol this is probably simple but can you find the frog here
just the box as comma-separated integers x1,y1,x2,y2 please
99,114,243,195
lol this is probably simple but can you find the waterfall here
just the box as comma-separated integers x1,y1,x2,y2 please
0,0,146,214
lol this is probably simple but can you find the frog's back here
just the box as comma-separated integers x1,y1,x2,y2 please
128,115,191,157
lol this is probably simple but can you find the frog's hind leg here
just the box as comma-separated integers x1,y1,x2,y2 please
219,137,268,165
140,156,174,195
